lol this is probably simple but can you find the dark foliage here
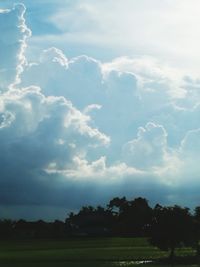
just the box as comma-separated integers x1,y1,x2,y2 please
1,196,200,261
149,204,194,261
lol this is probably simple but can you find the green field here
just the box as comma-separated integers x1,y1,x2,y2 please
0,238,197,267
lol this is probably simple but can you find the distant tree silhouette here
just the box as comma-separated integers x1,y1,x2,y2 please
65,205,114,236
107,197,128,215
52,220,65,238
122,197,152,236
1,194,200,259
108,197,152,236
0,219,15,239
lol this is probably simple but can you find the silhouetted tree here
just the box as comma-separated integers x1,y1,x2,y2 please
192,206,200,258
108,197,152,236
124,197,152,236
52,220,65,238
107,197,128,215
65,205,114,236
149,204,193,262
1,195,200,251
0,219,15,239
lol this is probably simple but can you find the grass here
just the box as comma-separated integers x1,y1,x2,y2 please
0,238,197,267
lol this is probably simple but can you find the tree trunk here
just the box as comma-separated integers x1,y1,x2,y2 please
196,242,200,263
169,246,175,264
196,242,200,256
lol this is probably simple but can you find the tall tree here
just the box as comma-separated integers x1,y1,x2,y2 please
192,206,200,258
149,205,193,262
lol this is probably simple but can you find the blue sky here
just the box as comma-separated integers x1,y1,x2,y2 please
1,1,200,220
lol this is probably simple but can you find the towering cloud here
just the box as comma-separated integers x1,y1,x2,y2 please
0,4,31,91
1,3,200,220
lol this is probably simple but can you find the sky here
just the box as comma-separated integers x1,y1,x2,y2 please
1,1,200,220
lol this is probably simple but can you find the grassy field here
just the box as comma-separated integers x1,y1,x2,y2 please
0,237,197,267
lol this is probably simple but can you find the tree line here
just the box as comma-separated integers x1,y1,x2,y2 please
1,197,200,260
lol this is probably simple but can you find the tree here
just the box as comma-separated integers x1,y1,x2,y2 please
107,197,128,215
192,206,200,258
65,205,114,236
149,205,193,262
0,219,15,239
124,197,152,236
107,197,152,236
